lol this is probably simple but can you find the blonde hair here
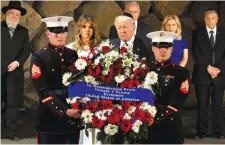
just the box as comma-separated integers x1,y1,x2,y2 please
162,15,182,40
74,15,101,51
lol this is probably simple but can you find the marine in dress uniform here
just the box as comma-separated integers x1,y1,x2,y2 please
30,16,80,144
147,31,190,144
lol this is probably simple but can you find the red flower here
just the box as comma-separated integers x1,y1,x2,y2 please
101,75,106,82
102,46,110,53
88,65,96,77
120,102,131,110
107,113,120,124
120,119,132,133
134,78,141,87
84,103,91,110
145,112,154,125
90,101,100,112
92,117,105,129
120,47,128,53
133,68,146,79
120,80,134,88
68,64,77,73
132,109,145,120
132,102,142,107
101,100,113,109
95,64,101,76
71,102,80,109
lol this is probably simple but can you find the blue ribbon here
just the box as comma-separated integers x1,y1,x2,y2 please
68,82,154,105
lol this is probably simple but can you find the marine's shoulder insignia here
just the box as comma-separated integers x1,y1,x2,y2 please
180,79,189,94
31,63,42,79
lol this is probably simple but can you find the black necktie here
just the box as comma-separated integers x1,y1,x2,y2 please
9,27,15,38
210,30,215,65
124,42,128,47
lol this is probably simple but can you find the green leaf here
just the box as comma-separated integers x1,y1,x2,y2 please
139,124,148,139
85,128,89,138
127,131,135,140
96,131,107,141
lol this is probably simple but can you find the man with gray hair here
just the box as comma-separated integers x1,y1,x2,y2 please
109,1,152,52
192,8,225,139
110,12,152,62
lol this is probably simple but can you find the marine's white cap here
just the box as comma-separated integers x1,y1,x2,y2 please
146,31,178,48
147,31,178,43
41,16,73,28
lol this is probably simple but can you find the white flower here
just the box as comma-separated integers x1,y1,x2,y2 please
123,113,131,120
145,71,158,85
132,120,143,133
114,105,122,110
105,60,112,69
102,69,109,75
147,105,157,117
122,58,133,68
66,98,72,104
108,50,119,60
114,75,125,83
95,110,107,120
141,64,146,68
104,124,118,135
89,53,93,59
84,75,95,83
81,110,93,124
94,58,100,65
143,82,153,91
81,97,91,103
140,102,149,111
62,72,72,86
75,58,87,71
71,97,81,104
133,61,141,71
128,106,136,114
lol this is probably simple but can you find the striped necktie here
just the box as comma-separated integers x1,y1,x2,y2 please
9,27,15,38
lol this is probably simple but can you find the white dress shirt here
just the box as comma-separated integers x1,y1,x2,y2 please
120,34,135,49
206,26,217,42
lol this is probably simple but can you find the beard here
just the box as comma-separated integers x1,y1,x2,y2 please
6,17,19,28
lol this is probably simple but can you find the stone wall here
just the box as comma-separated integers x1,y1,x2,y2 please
1,1,225,108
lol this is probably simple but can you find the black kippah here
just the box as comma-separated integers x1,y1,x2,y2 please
47,27,68,33
122,12,133,19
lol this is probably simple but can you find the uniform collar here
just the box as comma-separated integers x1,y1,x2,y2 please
154,59,171,68
47,43,64,53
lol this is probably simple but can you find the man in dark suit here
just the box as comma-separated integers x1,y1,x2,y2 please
110,13,152,62
109,2,152,52
192,8,225,139
1,1,30,140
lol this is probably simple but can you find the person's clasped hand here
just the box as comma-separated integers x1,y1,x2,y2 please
66,109,81,119
207,66,220,79
8,61,19,72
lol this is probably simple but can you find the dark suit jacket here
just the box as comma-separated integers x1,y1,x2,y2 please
1,20,30,75
110,36,152,62
191,26,225,86
109,21,152,50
